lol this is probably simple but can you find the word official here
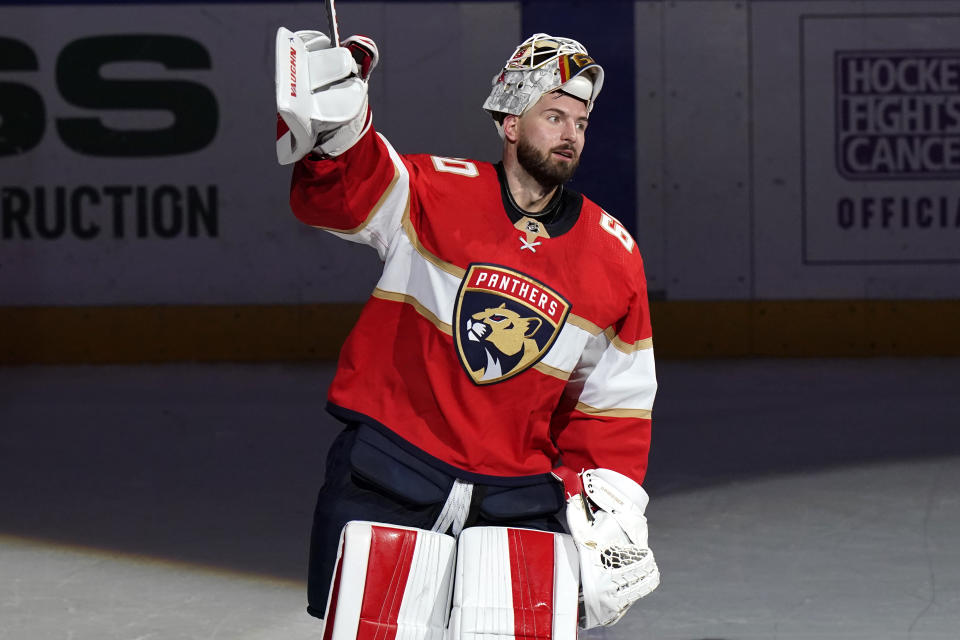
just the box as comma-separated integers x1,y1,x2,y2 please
1,184,217,240
836,51,960,178
837,194,960,229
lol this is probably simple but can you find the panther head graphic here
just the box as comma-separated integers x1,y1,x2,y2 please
464,303,543,381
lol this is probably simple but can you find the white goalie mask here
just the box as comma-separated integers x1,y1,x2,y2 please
482,33,604,135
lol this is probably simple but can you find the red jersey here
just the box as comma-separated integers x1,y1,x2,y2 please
290,128,656,495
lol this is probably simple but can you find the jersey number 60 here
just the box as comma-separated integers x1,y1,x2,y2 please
600,211,635,253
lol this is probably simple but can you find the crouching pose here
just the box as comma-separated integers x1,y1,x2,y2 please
275,23,660,638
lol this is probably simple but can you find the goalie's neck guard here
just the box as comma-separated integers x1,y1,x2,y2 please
482,33,604,132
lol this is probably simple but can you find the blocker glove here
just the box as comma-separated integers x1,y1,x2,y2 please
566,468,661,629
275,28,379,164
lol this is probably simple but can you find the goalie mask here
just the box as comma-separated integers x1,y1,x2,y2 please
482,33,604,134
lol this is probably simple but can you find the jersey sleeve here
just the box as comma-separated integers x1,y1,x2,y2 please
551,257,657,497
289,126,411,260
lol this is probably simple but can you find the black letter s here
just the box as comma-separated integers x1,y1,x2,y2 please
56,35,218,156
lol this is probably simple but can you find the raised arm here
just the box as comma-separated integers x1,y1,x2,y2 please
276,27,408,258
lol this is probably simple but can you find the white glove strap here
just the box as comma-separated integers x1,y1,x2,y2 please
313,95,371,158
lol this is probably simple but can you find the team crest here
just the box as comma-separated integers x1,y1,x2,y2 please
453,264,570,385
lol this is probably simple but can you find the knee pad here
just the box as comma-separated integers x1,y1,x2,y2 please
448,527,579,640
321,521,456,640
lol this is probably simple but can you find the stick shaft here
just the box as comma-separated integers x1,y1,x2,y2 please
325,0,340,46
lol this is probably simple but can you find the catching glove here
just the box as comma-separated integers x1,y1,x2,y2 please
566,468,660,629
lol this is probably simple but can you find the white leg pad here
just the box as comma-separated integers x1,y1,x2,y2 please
322,521,456,640
447,527,579,640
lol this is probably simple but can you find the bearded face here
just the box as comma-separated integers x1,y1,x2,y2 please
516,135,580,187
511,91,587,189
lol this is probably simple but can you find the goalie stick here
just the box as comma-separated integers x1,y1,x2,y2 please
325,0,341,47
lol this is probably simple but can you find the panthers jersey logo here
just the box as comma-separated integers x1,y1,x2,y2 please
453,264,570,385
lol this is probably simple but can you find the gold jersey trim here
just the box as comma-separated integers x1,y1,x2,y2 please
533,360,573,381
575,402,652,420
311,164,402,235
401,204,466,279
566,314,602,336
602,329,654,354
371,288,453,334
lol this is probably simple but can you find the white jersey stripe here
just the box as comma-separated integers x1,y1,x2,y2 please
377,224,461,329
579,343,657,412
539,321,592,372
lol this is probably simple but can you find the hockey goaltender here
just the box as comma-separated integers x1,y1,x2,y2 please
276,21,660,639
